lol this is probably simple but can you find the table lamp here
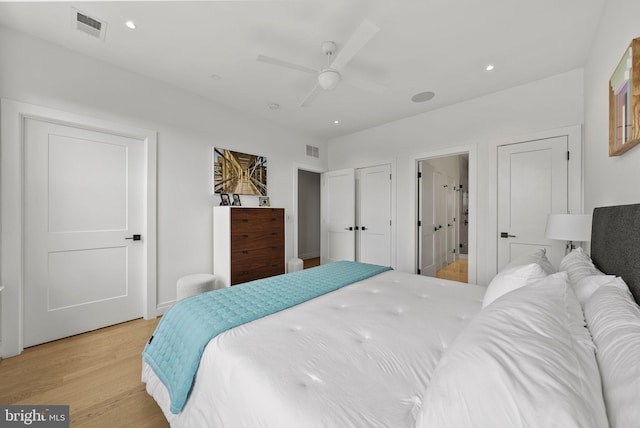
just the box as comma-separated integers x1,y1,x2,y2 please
544,214,592,254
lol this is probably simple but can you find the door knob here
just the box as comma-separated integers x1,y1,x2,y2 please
125,234,142,241
361,226,368,231
500,232,516,238
344,227,354,231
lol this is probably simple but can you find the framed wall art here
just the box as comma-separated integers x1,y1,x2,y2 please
212,148,268,195
609,37,640,156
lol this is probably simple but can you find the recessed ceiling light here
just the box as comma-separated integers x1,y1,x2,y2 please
411,91,435,103
125,20,136,30
210,74,222,80
485,64,495,71
334,120,340,124
267,103,280,110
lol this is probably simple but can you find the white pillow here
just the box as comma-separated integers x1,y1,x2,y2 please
584,279,640,428
573,274,619,307
482,249,554,308
417,272,608,428
513,248,557,275
559,247,604,286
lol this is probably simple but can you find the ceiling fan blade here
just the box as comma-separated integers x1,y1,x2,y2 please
257,55,317,75
344,75,387,94
330,19,380,71
300,84,322,108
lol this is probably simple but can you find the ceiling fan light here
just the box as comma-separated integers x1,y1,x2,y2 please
318,69,340,90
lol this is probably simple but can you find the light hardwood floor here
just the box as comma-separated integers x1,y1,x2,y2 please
0,318,168,427
436,259,468,283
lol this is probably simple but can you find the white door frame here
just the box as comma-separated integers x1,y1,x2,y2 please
292,163,326,261
410,144,478,284
488,125,582,277
1,99,158,357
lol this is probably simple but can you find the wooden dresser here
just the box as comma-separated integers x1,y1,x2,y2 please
213,207,285,286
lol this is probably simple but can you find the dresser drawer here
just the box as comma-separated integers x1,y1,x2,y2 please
230,230,284,251
231,265,285,285
231,209,284,234
231,246,284,284
231,246,284,267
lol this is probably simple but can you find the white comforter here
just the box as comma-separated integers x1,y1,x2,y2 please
143,270,485,427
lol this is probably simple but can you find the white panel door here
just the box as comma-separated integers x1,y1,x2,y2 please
419,163,437,276
358,164,391,266
445,176,456,264
321,169,355,263
497,136,568,271
434,171,446,270
24,118,144,347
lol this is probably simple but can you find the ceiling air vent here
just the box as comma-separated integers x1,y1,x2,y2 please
306,145,319,158
71,8,107,41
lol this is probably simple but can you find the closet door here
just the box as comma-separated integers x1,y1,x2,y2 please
321,169,355,263
357,164,391,266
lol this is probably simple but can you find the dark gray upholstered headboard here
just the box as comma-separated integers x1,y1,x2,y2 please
591,203,640,304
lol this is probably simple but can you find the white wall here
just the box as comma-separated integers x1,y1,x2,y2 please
0,25,327,311
328,69,584,285
584,0,640,212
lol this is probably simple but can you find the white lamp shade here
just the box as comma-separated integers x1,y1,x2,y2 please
318,69,340,90
544,214,592,241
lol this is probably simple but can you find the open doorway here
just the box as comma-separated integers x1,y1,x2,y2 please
297,169,321,269
417,154,469,283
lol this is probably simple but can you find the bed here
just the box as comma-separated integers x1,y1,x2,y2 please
142,203,640,428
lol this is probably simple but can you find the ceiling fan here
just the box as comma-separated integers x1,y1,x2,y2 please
257,19,384,107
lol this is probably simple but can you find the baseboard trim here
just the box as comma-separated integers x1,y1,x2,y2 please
156,301,175,316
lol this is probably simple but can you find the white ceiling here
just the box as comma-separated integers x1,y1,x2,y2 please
0,0,606,139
